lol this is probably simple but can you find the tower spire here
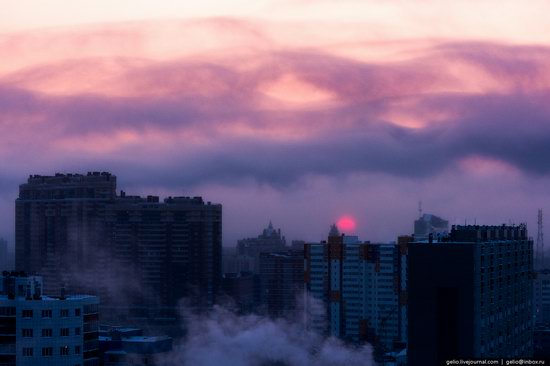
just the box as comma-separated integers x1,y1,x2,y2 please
329,223,340,237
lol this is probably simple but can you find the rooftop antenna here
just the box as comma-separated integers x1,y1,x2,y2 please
536,209,545,270
418,201,423,218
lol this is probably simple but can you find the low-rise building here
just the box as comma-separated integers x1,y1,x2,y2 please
99,325,172,366
0,271,99,366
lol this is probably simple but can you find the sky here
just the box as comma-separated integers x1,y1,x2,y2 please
1,0,550,246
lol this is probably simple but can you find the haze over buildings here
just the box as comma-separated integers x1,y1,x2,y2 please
15,172,222,308
1,1,550,364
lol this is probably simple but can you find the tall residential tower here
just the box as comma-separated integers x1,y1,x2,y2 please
408,224,534,366
15,173,222,310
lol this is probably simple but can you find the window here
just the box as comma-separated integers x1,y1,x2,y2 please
22,309,33,318
41,328,52,337
0,307,15,316
75,346,81,354
22,329,33,337
75,327,81,335
41,309,52,318
60,309,69,317
75,308,81,316
60,346,70,356
22,347,33,356
60,328,69,336
42,347,53,357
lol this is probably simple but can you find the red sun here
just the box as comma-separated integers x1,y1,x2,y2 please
337,215,357,233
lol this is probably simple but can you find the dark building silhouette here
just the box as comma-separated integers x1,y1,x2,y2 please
221,271,257,313
408,224,533,366
0,238,9,271
534,268,550,326
99,325,172,366
104,193,222,307
235,222,287,273
413,213,448,241
259,250,303,318
534,326,550,359
15,173,222,311
16,172,116,297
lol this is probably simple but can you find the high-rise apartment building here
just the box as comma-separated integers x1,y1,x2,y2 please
534,269,550,326
15,173,222,309
104,193,222,307
304,225,407,353
0,272,99,366
408,224,534,366
0,238,9,271
259,250,303,318
16,173,116,296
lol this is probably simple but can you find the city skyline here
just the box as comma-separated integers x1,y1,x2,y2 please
2,2,549,365
1,1,550,247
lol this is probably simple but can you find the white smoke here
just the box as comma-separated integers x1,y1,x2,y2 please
157,304,374,366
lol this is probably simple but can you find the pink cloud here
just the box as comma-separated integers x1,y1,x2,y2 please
1,21,550,241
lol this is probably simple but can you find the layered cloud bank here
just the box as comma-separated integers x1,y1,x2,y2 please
1,18,550,243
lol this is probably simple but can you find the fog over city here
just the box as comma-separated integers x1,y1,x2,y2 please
1,2,550,365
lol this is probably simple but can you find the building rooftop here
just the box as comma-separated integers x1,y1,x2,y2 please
99,335,171,343
412,224,530,244
0,294,97,301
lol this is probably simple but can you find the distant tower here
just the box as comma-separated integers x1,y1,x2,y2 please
418,201,423,218
536,209,545,270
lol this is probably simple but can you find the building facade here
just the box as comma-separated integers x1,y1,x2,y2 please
0,238,9,272
104,194,222,307
0,272,99,366
413,213,449,241
259,250,303,318
408,224,534,366
534,269,550,326
534,326,550,359
15,173,222,309
234,222,287,274
304,225,407,353
221,272,257,314
16,173,116,297
99,325,172,366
